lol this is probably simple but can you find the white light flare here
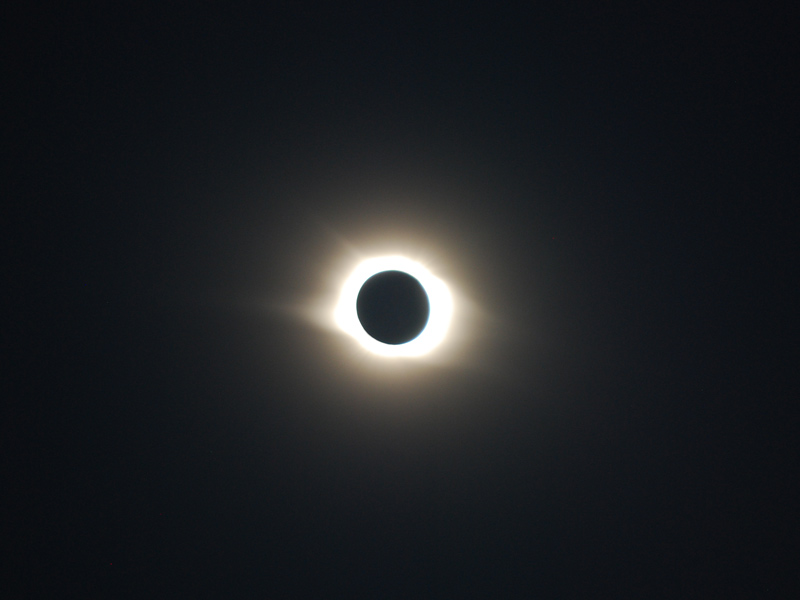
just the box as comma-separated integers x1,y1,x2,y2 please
334,256,453,357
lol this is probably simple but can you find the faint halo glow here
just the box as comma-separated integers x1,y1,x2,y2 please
334,256,453,357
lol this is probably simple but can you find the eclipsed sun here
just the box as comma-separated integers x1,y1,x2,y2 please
334,256,453,357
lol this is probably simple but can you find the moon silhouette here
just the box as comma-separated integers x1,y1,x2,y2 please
356,270,430,344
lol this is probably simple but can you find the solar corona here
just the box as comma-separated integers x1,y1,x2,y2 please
334,256,453,357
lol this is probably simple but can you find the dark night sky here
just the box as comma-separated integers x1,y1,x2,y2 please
5,3,796,597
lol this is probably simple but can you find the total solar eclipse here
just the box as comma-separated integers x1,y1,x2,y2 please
356,271,430,345
334,256,453,357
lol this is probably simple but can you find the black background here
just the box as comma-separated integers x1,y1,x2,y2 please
5,2,796,597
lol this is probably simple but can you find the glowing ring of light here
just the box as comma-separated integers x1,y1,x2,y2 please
334,256,453,357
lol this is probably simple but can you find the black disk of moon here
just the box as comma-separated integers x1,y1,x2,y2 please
356,270,430,345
